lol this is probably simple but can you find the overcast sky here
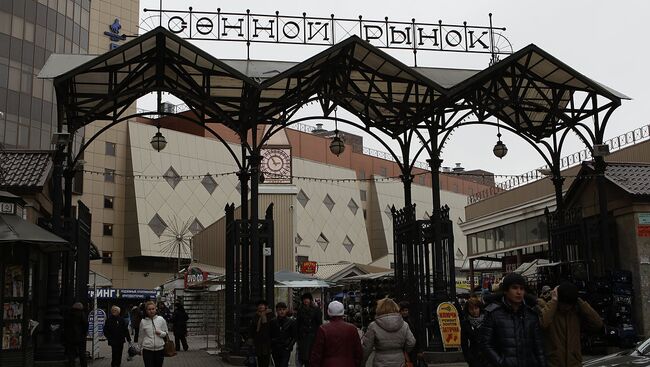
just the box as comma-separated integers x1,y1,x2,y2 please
137,0,649,177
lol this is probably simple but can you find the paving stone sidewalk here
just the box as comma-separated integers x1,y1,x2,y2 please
86,335,471,367
88,335,231,367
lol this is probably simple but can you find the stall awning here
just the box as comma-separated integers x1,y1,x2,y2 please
88,269,113,288
274,270,332,288
0,214,70,252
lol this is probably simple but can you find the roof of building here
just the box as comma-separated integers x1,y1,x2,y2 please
602,162,650,196
565,161,650,200
0,150,53,191
0,214,69,251
315,261,391,281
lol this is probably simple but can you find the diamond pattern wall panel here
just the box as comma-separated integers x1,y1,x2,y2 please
347,198,359,215
295,233,303,245
297,189,310,208
189,218,205,235
323,194,335,212
201,174,218,194
343,235,354,254
384,205,393,218
317,233,329,252
148,214,167,237
235,181,241,194
164,166,181,189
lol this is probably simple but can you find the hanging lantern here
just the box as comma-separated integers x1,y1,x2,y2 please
493,133,508,159
150,126,167,152
329,107,345,156
330,135,345,156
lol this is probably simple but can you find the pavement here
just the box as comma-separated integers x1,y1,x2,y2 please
86,335,471,367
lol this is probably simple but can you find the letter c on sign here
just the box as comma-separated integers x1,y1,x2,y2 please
168,16,187,34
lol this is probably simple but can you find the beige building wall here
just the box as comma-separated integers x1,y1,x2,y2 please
79,0,139,288
292,158,373,266
367,178,468,269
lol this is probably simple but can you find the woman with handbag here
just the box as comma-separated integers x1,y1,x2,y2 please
362,298,416,367
138,301,171,367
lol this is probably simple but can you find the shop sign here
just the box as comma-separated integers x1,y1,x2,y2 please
300,261,318,274
436,302,461,350
87,288,157,299
184,267,209,288
87,308,106,337
142,7,510,57
103,18,127,50
119,289,158,299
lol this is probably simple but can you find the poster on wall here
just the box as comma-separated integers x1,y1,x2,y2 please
3,266,24,298
3,303,23,320
2,323,22,349
436,302,461,351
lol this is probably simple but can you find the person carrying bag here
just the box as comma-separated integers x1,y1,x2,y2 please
138,301,171,367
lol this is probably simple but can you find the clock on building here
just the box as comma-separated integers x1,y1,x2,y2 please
261,147,291,184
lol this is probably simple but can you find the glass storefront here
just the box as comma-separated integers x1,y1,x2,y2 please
467,215,549,256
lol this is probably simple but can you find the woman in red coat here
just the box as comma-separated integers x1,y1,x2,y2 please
309,301,362,367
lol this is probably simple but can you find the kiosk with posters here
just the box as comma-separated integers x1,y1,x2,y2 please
0,193,70,367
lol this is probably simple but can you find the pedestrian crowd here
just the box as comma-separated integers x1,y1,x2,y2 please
461,272,603,367
59,272,603,367
245,274,603,367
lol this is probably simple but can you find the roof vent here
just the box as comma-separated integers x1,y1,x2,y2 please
453,163,465,172
312,123,328,134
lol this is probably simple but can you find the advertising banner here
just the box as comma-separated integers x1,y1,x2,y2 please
436,302,461,350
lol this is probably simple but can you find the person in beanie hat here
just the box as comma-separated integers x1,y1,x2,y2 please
270,302,296,367
479,272,546,367
295,293,322,367
539,281,603,367
309,301,362,367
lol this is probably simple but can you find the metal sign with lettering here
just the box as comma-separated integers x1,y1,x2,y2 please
140,8,511,64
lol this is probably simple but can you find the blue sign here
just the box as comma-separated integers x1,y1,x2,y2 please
103,18,127,50
88,309,107,337
87,288,158,299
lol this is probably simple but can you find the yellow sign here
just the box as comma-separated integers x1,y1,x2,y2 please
436,302,461,350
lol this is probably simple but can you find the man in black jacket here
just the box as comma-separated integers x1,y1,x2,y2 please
295,293,322,367
103,305,131,367
64,302,88,367
270,302,295,367
479,273,546,367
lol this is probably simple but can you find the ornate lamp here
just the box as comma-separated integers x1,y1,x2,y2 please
150,125,167,152
493,122,507,159
329,109,345,156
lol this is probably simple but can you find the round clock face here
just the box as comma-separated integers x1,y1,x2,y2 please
261,148,291,183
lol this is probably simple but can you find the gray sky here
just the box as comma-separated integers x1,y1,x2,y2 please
138,0,649,177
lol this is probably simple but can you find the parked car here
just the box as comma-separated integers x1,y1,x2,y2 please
584,337,650,366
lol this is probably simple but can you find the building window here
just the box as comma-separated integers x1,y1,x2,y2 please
419,175,425,185
104,196,114,209
102,251,112,264
103,223,113,236
105,142,116,156
359,170,366,179
104,168,115,182
360,190,367,201
380,166,387,177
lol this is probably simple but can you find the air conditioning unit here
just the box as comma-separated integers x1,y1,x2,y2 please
161,102,175,114
592,144,610,157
